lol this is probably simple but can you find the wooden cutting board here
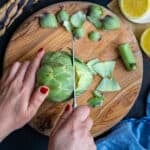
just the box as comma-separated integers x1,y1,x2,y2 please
4,2,143,137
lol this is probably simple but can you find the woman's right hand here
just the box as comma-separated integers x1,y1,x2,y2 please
48,105,96,150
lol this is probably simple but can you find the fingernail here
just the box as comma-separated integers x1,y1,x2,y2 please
65,104,70,112
40,86,48,94
38,48,43,53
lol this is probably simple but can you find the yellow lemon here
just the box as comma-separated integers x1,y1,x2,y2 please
119,0,150,23
140,28,150,57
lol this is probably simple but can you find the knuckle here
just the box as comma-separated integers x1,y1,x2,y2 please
11,78,21,88
70,128,78,140
13,61,21,67
23,61,30,67
77,106,90,115
21,86,28,94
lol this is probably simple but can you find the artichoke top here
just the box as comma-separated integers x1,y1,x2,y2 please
37,51,93,103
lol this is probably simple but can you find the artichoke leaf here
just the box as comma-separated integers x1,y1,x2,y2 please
93,61,116,78
40,13,58,28
88,31,101,41
88,5,103,19
56,10,69,23
96,78,121,92
102,15,120,30
73,27,85,39
88,96,104,107
63,21,72,32
87,16,102,29
70,11,86,28
87,58,100,75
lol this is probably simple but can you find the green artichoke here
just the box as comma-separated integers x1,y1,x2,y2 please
37,51,93,102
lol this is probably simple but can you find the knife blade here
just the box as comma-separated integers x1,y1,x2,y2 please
71,36,77,109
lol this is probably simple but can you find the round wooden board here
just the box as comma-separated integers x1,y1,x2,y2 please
4,2,143,137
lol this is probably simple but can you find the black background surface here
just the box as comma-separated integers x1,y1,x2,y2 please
0,0,150,150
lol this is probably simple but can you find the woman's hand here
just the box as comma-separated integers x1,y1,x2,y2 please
49,105,96,150
0,49,49,141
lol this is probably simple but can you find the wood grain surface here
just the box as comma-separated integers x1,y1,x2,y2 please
4,2,143,137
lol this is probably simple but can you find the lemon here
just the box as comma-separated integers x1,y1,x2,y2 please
140,28,150,57
119,0,150,23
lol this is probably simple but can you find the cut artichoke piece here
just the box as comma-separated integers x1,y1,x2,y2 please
88,31,101,41
87,16,102,29
37,51,93,102
73,27,85,39
40,13,58,28
56,10,69,23
88,5,103,19
70,11,86,28
96,78,121,92
75,61,93,96
93,61,116,78
87,58,100,75
88,96,104,107
63,21,72,32
102,15,120,30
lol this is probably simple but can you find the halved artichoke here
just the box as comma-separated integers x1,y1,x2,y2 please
37,51,93,102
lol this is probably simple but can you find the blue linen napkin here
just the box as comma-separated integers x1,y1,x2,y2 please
96,91,150,150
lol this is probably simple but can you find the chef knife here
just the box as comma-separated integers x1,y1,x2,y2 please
71,36,77,109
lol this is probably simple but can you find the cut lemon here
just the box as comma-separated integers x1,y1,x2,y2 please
119,0,150,23
140,28,150,57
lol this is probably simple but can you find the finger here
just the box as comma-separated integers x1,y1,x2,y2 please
88,137,96,150
27,86,49,116
4,62,21,85
1,67,10,82
24,49,45,92
83,117,93,131
15,61,30,82
69,106,90,123
52,104,73,134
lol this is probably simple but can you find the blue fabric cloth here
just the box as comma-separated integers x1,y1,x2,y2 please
96,92,150,150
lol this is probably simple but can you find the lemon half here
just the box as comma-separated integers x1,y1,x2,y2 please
140,28,150,57
119,0,150,23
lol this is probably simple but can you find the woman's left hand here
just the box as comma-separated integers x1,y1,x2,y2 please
0,49,49,141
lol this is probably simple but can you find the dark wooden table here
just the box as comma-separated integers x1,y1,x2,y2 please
0,0,150,150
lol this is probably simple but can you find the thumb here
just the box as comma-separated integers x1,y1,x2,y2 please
28,86,49,115
51,104,73,136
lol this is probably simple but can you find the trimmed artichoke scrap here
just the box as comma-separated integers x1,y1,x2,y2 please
37,51,93,102
40,13,58,28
